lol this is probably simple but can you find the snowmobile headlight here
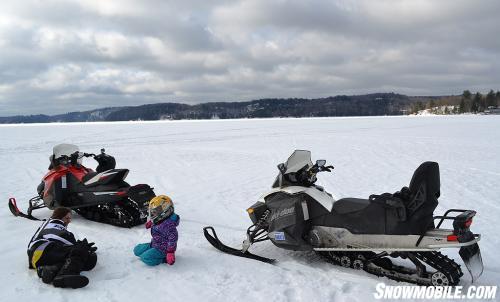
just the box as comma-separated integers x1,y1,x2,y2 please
247,202,268,224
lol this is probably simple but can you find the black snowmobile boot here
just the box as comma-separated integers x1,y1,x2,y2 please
82,252,97,271
52,257,89,289
36,264,62,284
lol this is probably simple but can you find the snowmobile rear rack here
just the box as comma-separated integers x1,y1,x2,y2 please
434,209,476,228
412,209,483,282
416,209,476,247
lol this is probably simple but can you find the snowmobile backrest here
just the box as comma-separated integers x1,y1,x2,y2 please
407,161,440,214
409,162,440,197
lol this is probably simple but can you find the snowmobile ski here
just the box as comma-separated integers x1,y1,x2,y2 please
8,197,41,221
203,227,275,264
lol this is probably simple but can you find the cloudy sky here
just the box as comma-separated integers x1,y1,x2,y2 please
0,0,499,116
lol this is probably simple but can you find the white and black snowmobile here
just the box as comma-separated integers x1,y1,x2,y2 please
204,150,483,286
8,144,155,227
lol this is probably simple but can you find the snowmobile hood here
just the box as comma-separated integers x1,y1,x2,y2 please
258,185,335,211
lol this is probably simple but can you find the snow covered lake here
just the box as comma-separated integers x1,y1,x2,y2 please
1,115,499,301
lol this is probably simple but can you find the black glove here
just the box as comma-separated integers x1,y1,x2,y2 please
74,240,88,253
87,241,98,253
76,238,98,253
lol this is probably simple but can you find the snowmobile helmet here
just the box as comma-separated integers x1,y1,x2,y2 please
149,195,174,224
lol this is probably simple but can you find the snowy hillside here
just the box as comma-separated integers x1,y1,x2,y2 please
1,116,499,302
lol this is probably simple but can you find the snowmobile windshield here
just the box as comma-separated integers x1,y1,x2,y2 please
272,150,315,188
284,150,313,174
53,144,82,164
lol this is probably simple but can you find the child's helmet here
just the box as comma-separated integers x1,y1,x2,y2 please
149,195,174,224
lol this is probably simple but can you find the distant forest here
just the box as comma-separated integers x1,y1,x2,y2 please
410,90,500,114
1,91,499,124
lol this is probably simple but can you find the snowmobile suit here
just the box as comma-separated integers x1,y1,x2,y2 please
27,219,97,272
27,219,77,269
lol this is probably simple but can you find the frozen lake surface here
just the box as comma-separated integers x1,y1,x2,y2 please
0,115,498,301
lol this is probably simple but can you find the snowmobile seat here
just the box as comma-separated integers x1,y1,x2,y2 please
79,169,129,190
332,198,370,214
323,198,386,234
82,172,99,185
384,161,440,234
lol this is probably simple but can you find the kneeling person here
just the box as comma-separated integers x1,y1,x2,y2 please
134,195,179,266
27,207,97,288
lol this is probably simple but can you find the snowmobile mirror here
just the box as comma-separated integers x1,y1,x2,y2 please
316,160,326,167
277,163,286,174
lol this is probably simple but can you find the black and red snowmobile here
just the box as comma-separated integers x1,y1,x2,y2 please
9,144,155,227
204,150,483,286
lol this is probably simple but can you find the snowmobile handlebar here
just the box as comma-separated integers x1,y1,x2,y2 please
83,148,107,158
60,149,114,170
309,164,334,174
294,163,335,187
321,165,334,172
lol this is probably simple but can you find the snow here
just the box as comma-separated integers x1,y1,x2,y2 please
0,115,499,302
415,106,456,115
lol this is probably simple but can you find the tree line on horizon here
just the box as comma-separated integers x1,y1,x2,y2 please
410,90,500,114
0,93,412,123
1,91,499,123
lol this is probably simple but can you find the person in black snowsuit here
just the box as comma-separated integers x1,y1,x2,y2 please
27,207,97,288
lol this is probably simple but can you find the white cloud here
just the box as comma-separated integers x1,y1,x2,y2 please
0,0,499,115
30,64,83,90
0,84,13,94
73,0,146,17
